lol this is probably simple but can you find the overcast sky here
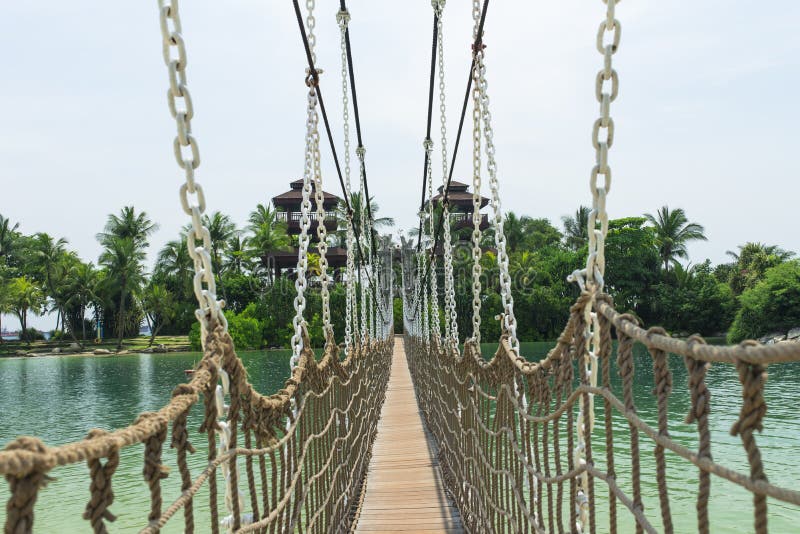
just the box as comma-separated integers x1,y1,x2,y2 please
2,1,798,329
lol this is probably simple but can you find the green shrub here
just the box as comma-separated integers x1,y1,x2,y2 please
227,314,263,350
188,322,201,351
728,261,800,342
187,310,263,351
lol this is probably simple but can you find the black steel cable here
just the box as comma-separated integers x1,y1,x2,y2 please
291,0,387,323
416,12,440,252
410,0,490,322
340,0,380,287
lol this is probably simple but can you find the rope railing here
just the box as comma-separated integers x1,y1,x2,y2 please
405,291,800,534
1,323,392,533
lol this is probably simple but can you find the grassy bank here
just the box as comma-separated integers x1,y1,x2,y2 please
0,335,190,357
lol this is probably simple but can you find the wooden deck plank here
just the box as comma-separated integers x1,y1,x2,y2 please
355,337,463,533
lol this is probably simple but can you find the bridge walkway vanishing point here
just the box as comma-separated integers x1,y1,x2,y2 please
354,336,464,533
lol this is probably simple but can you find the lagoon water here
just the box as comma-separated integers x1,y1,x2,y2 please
1,342,798,532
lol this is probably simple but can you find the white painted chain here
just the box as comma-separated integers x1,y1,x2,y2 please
470,34,483,345
357,148,371,343
573,2,621,532
424,138,441,344
305,0,317,66
337,8,358,351
290,0,319,366
308,0,330,338
434,0,459,351
415,251,424,339
475,47,519,352
157,3,249,528
158,0,226,337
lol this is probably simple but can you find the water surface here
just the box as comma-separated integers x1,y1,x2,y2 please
0,342,797,532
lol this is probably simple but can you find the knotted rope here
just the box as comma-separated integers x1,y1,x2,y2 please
3,437,50,534
83,429,119,534
731,341,769,534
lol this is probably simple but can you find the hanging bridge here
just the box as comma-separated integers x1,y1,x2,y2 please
3,0,800,533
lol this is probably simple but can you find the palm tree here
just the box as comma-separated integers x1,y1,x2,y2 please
202,212,237,299
503,212,532,253
142,282,175,347
155,238,192,279
725,242,794,295
0,271,11,343
97,206,159,250
335,192,394,247
248,221,291,281
30,233,69,330
0,213,20,261
248,203,280,231
63,262,98,342
224,234,250,275
645,206,707,271
8,277,46,344
99,237,146,350
562,206,590,251
203,212,237,271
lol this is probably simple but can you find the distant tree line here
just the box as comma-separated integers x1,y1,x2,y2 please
1,202,797,349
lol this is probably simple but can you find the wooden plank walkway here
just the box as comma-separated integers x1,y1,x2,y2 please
355,336,463,533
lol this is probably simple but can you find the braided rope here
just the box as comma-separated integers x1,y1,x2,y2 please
404,289,800,534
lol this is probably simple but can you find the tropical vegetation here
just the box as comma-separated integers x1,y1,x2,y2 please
1,201,797,352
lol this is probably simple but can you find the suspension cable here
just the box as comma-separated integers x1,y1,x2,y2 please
416,11,440,252
339,0,378,259
291,0,387,325
409,0,489,321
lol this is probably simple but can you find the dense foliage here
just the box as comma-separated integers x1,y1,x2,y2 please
1,202,797,348
728,261,800,342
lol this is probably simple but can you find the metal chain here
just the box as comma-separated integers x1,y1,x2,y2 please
470,38,484,345
308,0,330,338
337,8,358,350
475,48,519,352
417,251,426,340
305,0,317,66
156,2,248,527
358,148,371,342
435,0,459,351
425,138,441,344
574,2,621,531
158,0,226,338
290,0,319,366
313,114,331,336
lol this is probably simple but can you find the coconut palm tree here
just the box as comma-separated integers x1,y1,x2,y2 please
725,242,794,295
503,212,532,253
155,238,192,280
201,212,237,299
8,277,46,344
248,220,291,282
644,206,707,271
0,269,11,343
142,282,175,347
248,203,280,231
30,233,69,330
335,192,394,247
203,212,237,272
97,206,158,250
0,213,20,261
224,234,251,275
63,262,98,342
99,237,146,350
561,206,590,251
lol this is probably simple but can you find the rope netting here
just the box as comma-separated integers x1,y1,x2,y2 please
0,2,397,529
404,293,800,534
402,0,800,530
0,324,392,533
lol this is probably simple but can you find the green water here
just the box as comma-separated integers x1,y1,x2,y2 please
0,342,798,532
